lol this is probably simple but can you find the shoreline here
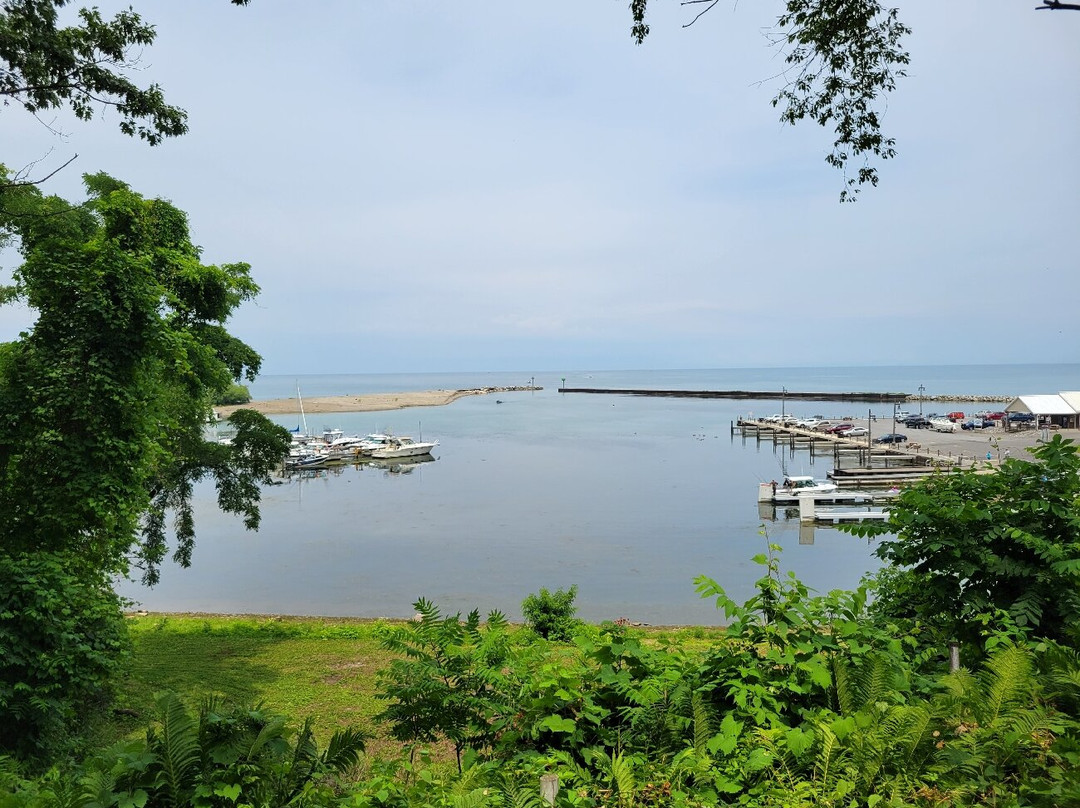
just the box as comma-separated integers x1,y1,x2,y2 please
215,386,538,417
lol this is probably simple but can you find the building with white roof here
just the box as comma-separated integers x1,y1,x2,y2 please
1005,393,1080,429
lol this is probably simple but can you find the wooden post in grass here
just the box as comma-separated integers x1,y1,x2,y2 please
541,774,559,806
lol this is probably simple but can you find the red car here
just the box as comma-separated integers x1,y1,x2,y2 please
985,412,1006,420
826,423,855,434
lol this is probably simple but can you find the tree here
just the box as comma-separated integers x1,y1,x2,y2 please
0,0,254,149
847,435,1080,652
630,1,1080,201
631,1,910,200
0,170,291,585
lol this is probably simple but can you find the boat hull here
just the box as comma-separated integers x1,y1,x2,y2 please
370,442,437,459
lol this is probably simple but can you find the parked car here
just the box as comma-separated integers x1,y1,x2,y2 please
826,423,855,434
873,433,908,444
795,418,823,429
903,416,932,429
986,412,1006,420
947,411,965,421
843,426,868,437
961,419,995,430
1008,412,1036,422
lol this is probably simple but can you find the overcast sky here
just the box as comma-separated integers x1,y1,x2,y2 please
3,1,1078,374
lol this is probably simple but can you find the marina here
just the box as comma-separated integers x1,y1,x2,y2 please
125,365,1078,624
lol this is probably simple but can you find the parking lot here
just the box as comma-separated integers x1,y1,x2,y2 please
762,412,1068,467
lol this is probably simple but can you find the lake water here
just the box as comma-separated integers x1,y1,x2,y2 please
116,364,1080,625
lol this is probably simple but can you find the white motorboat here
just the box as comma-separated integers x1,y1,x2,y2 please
757,475,838,503
353,433,397,457
369,436,439,459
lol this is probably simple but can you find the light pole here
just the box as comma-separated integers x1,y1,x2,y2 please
781,386,786,420
918,384,925,416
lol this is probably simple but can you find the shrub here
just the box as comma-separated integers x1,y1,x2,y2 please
521,585,583,641
215,383,251,405
375,598,511,772
0,552,130,762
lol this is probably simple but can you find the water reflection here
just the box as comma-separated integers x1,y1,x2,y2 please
121,390,883,624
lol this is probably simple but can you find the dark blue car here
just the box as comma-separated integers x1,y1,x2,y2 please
873,433,908,444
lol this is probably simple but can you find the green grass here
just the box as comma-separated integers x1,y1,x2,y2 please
93,613,726,760
97,614,398,756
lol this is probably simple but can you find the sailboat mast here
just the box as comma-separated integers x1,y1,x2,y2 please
297,381,308,436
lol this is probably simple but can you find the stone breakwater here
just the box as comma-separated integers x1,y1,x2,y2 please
906,394,1013,403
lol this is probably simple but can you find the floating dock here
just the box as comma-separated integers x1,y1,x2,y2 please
734,419,960,486
756,482,898,506
798,496,889,524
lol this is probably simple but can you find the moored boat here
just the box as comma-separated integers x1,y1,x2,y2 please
757,475,838,503
369,436,439,459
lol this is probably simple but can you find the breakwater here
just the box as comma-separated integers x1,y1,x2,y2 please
558,388,1013,404
558,388,908,403
906,394,1012,403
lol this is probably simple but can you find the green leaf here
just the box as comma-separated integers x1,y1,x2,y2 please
784,726,814,757
538,714,577,734
799,659,833,690
214,783,242,802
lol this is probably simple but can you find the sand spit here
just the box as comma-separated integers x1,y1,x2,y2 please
215,386,537,417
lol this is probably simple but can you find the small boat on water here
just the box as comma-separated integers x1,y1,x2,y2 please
369,436,439,459
287,452,331,470
757,475,838,503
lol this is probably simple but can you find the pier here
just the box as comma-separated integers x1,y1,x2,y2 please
559,387,908,403
734,419,958,476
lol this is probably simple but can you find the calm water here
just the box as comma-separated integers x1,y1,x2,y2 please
117,364,1080,624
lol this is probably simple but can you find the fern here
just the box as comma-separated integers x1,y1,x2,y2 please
454,786,493,808
691,689,713,754
977,644,1034,727
149,692,200,807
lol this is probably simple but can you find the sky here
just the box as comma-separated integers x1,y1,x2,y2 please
2,1,1078,375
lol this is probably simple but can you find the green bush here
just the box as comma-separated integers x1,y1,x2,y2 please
0,552,130,762
375,598,510,773
215,383,251,405
521,585,582,641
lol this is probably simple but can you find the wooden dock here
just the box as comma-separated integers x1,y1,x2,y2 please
733,418,959,485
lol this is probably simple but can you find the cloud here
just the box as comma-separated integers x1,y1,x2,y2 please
2,0,1077,371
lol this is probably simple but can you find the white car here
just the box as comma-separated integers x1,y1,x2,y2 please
796,418,823,429
844,426,869,437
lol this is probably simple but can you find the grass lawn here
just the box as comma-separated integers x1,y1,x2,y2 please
100,614,399,757
95,613,726,761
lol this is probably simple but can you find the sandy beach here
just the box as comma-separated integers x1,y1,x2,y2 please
215,387,532,417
